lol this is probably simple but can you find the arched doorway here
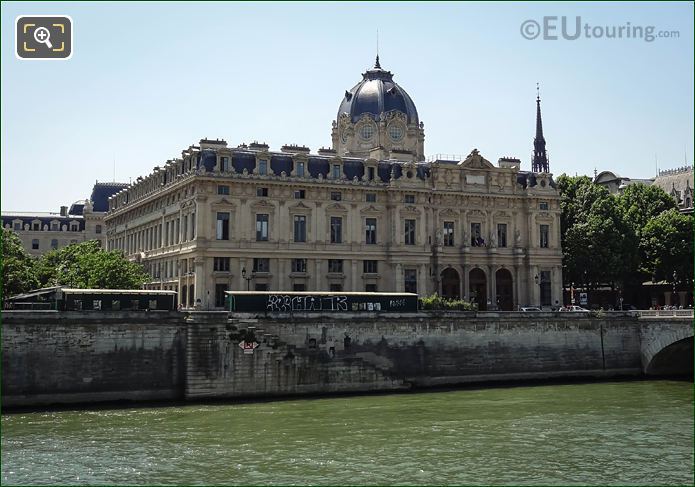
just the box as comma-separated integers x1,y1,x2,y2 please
441,268,461,300
495,268,513,311
469,268,487,310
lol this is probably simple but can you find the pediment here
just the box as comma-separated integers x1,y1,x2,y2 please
360,204,383,215
288,201,312,211
458,148,495,169
251,199,276,210
326,202,348,213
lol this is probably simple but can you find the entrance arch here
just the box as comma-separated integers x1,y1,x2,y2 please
495,268,514,311
441,268,461,300
469,268,487,310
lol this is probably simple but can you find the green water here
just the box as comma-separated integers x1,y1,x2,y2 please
2,381,693,485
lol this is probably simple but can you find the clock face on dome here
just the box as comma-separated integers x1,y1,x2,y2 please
388,123,404,141
360,123,375,141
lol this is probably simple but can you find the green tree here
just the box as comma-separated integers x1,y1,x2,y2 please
1,228,39,297
640,209,694,286
35,240,149,289
616,183,677,239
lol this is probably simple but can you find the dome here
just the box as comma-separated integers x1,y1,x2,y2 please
338,57,419,125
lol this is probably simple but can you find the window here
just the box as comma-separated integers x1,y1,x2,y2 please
443,222,454,247
31,239,39,250
258,160,268,175
471,223,484,246
293,283,306,291
70,223,79,232
296,162,305,177
13,222,21,230
256,214,269,241
95,225,102,234
215,284,228,308
32,222,40,231
220,156,230,172
404,219,416,245
51,222,59,231
539,201,549,210
367,167,376,181
330,192,342,201
216,212,230,240
328,259,343,273
294,189,305,199
256,187,268,197
255,283,269,291
366,193,377,203
330,217,342,244
213,257,230,272
540,270,551,306
218,185,230,195
360,124,375,140
404,269,417,294
332,164,341,179
497,224,507,248
365,218,377,244
363,260,378,273
293,215,306,242
291,258,307,273
253,258,270,273
404,194,416,204
329,283,343,292
365,284,378,292
51,239,58,250
389,124,404,141
540,224,549,248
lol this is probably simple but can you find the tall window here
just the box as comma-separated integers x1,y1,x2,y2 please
540,224,549,248
471,222,483,246
443,222,454,246
497,223,507,248
13,222,21,230
328,259,343,273
332,164,341,179
258,160,268,175
365,218,377,244
51,239,58,250
256,214,269,241
540,270,551,306
291,258,307,273
404,269,417,294
96,225,102,234
330,217,342,244
363,260,378,273
253,258,270,273
32,239,39,250
215,284,228,308
213,257,230,272
296,162,305,177
404,219,416,245
367,167,375,181
293,215,306,242
220,156,230,172
216,212,230,240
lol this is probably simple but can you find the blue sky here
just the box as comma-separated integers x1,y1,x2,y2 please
2,1,693,212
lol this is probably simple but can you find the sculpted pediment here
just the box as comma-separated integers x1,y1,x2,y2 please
251,199,276,210
439,208,459,218
326,202,348,213
288,201,312,211
458,148,495,169
360,204,382,215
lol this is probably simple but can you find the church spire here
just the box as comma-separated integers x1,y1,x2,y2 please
532,83,549,173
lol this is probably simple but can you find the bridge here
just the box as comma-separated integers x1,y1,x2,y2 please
639,313,693,377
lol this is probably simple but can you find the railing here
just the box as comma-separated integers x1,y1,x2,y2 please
426,154,466,163
638,309,693,318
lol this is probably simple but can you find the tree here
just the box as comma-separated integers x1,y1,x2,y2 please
35,240,149,289
616,183,677,239
640,209,694,286
1,228,39,298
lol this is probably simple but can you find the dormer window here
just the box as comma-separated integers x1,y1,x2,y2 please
296,162,305,177
332,164,341,179
367,167,376,181
258,160,268,176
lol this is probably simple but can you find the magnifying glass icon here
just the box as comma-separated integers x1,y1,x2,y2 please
33,27,53,49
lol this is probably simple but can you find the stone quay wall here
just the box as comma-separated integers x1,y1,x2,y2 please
2,310,691,408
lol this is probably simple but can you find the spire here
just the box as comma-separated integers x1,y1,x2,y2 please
374,29,381,69
532,83,549,173
375,54,381,69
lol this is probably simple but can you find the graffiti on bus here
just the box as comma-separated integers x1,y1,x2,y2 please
266,294,349,312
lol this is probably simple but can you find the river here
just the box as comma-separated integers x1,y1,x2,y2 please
2,380,692,485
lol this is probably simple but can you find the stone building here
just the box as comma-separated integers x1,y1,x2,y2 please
104,58,563,310
2,182,127,256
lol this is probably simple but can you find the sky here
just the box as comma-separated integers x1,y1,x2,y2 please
2,1,693,212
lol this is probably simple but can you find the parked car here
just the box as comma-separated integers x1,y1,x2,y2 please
560,305,590,312
520,306,542,312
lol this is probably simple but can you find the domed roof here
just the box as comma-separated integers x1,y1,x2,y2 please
338,57,419,125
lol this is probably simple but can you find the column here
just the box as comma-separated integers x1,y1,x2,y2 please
315,259,322,291
512,265,519,309
351,259,359,291
395,263,403,292
489,265,497,310
462,265,470,301
418,264,427,296
194,257,205,308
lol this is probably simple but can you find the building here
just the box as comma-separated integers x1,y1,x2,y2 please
104,58,563,310
594,166,693,214
2,182,127,256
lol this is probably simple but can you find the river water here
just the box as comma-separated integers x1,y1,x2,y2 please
2,381,692,485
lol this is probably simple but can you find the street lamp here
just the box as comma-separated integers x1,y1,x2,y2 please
534,274,540,308
242,267,254,291
672,270,678,307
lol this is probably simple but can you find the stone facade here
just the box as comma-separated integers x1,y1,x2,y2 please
103,59,564,310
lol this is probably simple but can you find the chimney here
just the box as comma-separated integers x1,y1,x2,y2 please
60,206,68,216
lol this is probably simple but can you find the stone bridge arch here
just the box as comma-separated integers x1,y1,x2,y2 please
640,319,693,377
